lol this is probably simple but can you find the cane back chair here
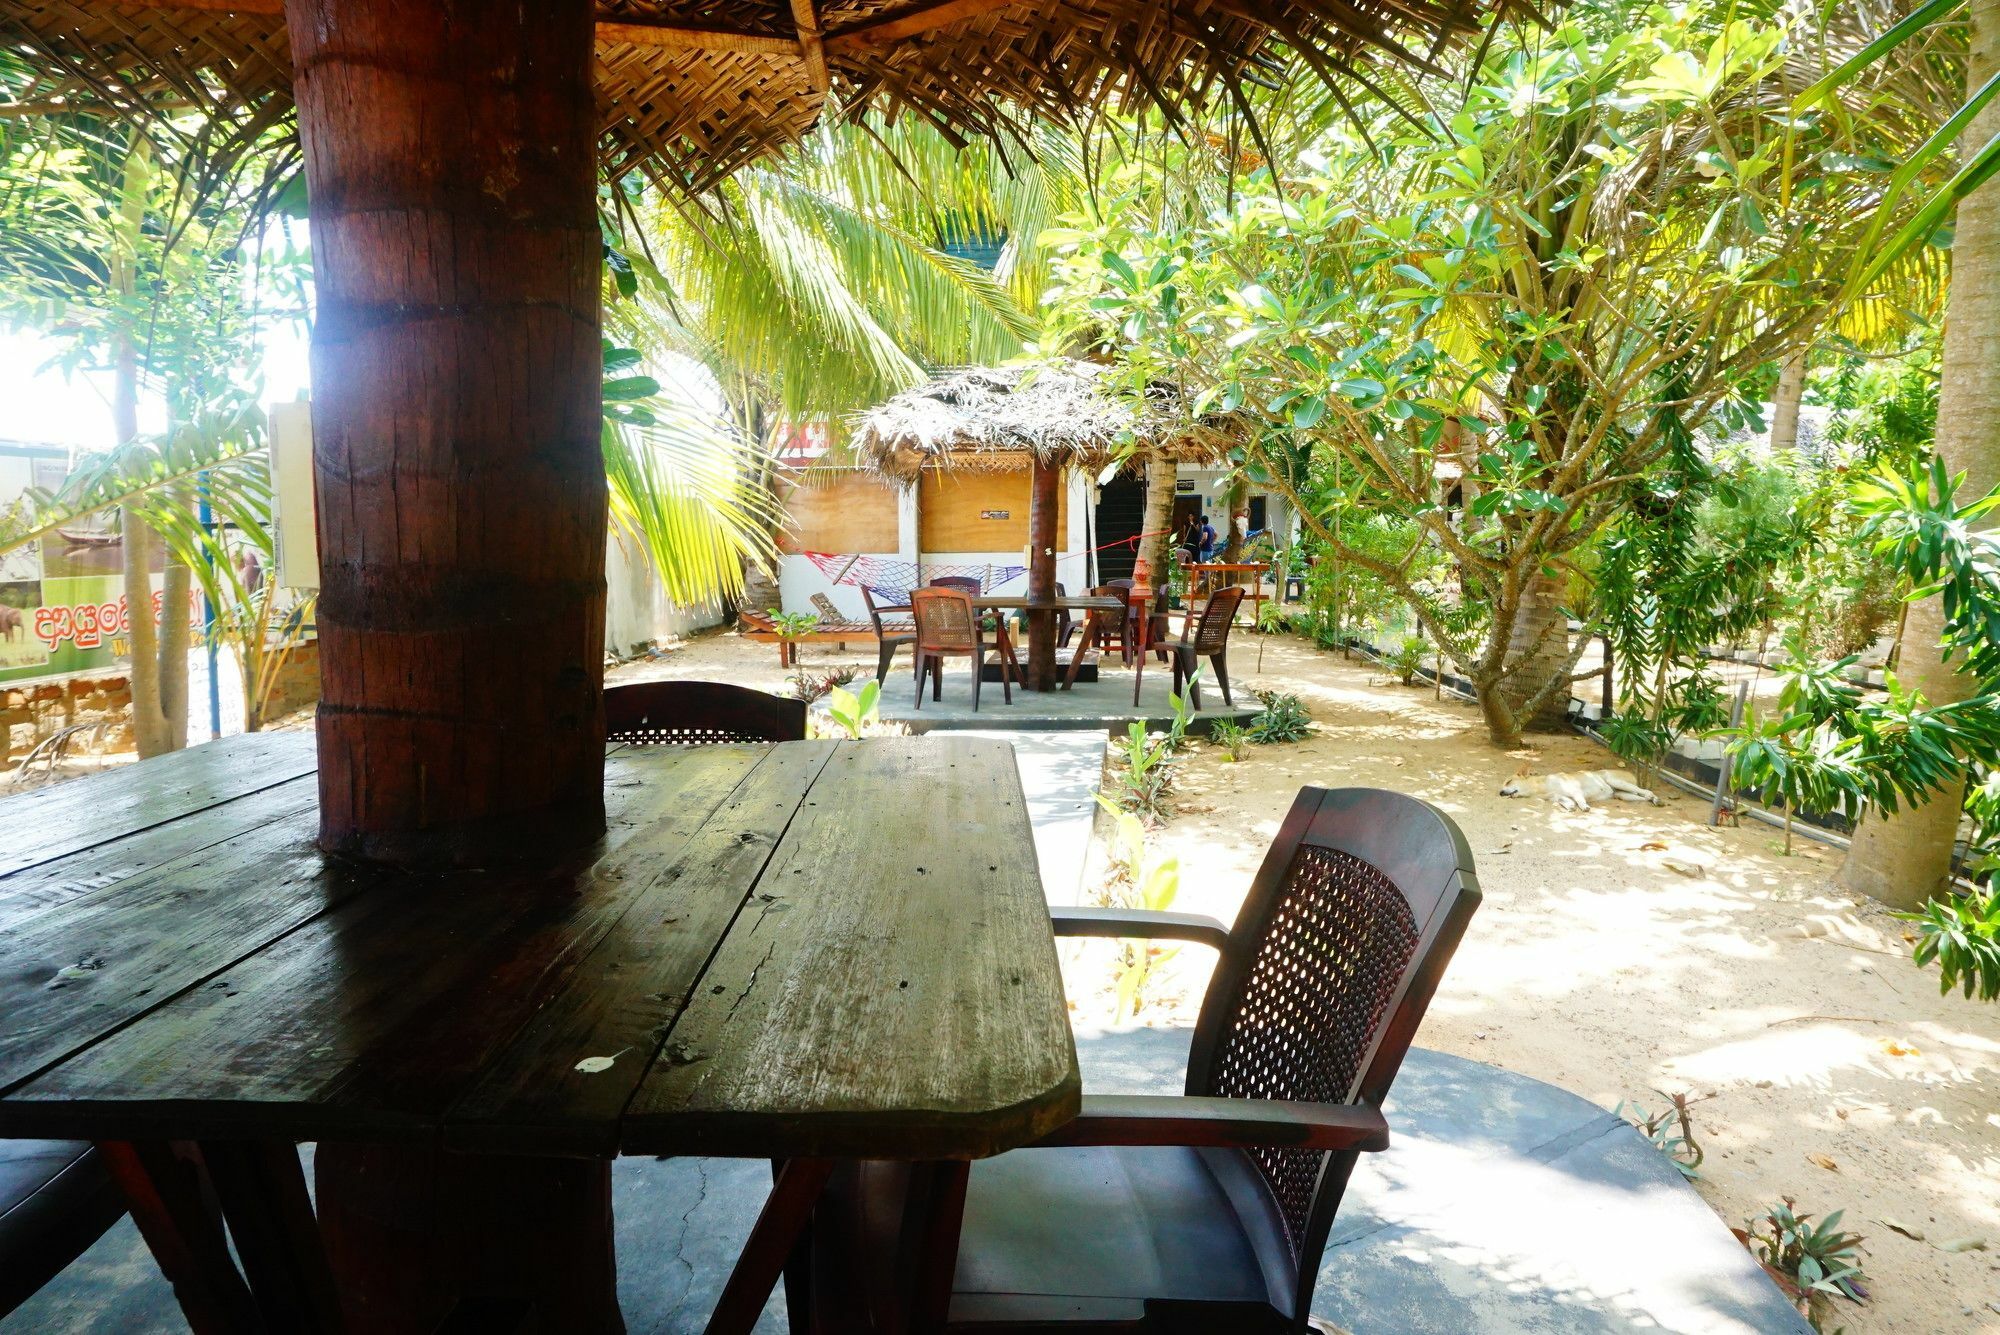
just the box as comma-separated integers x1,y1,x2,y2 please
910,587,1014,712
805,786,1481,1333
1169,584,1245,708
603,680,806,745
860,587,917,684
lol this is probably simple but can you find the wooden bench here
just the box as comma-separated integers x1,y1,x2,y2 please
739,610,907,667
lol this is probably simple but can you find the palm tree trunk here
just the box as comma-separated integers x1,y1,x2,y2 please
1138,452,1176,580
120,505,170,758
289,0,607,868
1220,476,1248,563
1838,0,2000,909
1769,351,1808,454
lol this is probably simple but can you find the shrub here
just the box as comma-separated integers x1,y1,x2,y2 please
1209,718,1251,761
1738,1200,1867,1331
1250,690,1310,743
1389,634,1428,686
789,664,859,702
1901,889,2000,1001
1106,721,1176,819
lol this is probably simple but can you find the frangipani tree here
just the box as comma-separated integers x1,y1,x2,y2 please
1047,3,1935,745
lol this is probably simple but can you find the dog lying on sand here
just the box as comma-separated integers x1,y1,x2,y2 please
1499,766,1662,812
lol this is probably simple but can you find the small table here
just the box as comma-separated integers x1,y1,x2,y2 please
1186,562,1272,623
0,732,1079,1333
972,594,1126,691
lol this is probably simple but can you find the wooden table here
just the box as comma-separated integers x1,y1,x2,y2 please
971,594,1125,692
0,732,1079,1333
1186,562,1272,623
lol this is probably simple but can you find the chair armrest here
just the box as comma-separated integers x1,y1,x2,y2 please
1050,906,1231,953
1032,1095,1389,1152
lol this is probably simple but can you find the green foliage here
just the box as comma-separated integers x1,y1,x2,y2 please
825,679,880,741
1164,668,1200,752
1853,458,2000,681
1614,1092,1705,1181
1250,690,1311,744
1037,3,1923,746
1388,635,1428,686
1208,718,1252,762
1107,722,1176,820
1900,890,2000,1002
789,664,858,702
765,610,820,641
1741,1199,1868,1329
1091,795,1182,1021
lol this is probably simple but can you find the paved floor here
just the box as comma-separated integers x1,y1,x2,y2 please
6,1028,1805,1335
959,729,1106,905
877,659,1256,733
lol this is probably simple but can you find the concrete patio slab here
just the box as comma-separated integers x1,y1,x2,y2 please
5,1031,1807,1335
875,661,1256,734
952,729,1106,905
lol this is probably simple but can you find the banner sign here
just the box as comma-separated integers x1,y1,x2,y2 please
1,449,200,690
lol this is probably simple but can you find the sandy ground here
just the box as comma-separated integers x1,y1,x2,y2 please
623,626,2000,1334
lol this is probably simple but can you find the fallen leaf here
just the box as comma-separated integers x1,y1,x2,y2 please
1934,1237,1988,1254
1881,1040,1922,1057
1486,842,1513,855
1880,1217,1924,1241
1662,858,1705,878
1807,1154,1839,1172
573,1055,618,1074
1637,840,1669,851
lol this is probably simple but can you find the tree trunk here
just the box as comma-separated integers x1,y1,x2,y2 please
1769,351,1808,454
120,505,171,758
1838,0,2000,909
287,0,606,867
1498,568,1571,736
1220,476,1248,564
111,141,173,760
1025,457,1060,690
1138,452,1176,581
285,2,617,1323
156,554,189,751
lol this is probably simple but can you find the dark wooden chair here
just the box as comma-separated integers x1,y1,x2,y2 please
926,575,983,596
1,1140,126,1319
1169,584,1245,708
1089,582,1138,664
860,587,917,684
911,587,1013,711
603,681,806,745
804,786,1482,1334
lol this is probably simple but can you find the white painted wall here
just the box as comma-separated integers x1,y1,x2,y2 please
604,532,723,655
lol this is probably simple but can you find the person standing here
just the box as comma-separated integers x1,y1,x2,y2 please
1197,513,1217,561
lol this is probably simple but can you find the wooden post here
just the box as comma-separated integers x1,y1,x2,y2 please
1025,458,1061,691
286,0,607,868
283,2,618,1326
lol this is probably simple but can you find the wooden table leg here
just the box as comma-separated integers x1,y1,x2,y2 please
201,1139,345,1335
1060,611,1097,691
97,1140,262,1335
904,1161,969,1335
705,1157,834,1335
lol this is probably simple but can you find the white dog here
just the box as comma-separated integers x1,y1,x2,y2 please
1499,766,1662,812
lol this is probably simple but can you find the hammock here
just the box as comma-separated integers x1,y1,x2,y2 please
802,552,1027,605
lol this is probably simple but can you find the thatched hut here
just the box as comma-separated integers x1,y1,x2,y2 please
839,361,1234,687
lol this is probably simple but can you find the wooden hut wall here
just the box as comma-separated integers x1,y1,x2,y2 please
918,466,1067,555
776,471,901,555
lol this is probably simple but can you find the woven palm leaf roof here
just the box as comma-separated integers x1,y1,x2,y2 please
0,0,1506,191
849,360,1234,478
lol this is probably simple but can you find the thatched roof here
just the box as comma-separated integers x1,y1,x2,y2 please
848,361,1233,480
0,0,1511,192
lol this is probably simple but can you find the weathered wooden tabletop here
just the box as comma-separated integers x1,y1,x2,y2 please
0,732,1079,1161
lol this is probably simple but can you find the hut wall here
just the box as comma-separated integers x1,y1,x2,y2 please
917,466,1067,553
773,468,1091,613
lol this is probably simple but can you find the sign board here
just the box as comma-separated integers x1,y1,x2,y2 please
979,509,1011,520
1,447,199,691
1175,479,1197,494
268,400,320,589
